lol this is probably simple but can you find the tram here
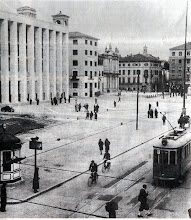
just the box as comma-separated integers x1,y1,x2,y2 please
153,127,191,186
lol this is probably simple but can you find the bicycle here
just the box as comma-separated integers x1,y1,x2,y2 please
102,161,111,173
88,171,98,187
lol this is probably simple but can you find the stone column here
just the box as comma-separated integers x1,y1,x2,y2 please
62,32,69,99
49,30,56,97
35,27,42,100
19,23,27,102
56,31,62,98
1,19,9,103
42,28,50,100
28,25,35,101
10,21,18,103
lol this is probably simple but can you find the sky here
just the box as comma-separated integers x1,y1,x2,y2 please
0,0,191,60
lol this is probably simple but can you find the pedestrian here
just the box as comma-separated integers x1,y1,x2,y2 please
36,98,39,105
150,109,153,118
96,104,99,113
114,101,116,108
154,108,158,118
86,111,89,120
118,96,121,102
149,103,151,110
1,183,7,212
94,104,96,113
51,98,53,105
98,139,104,155
79,103,81,112
90,111,93,120
156,101,159,107
60,97,62,103
138,184,152,217
105,201,118,218
95,112,97,121
64,97,66,103
68,95,71,103
162,114,166,125
30,99,32,105
105,138,110,152
75,104,78,112
147,109,150,118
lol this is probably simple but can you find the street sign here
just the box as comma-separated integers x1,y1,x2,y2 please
29,141,42,150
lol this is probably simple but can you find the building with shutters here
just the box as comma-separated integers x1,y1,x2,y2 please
0,6,69,104
119,45,162,92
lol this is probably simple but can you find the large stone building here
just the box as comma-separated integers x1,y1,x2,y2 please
0,7,69,104
169,42,191,90
69,32,103,97
119,46,162,92
98,44,120,93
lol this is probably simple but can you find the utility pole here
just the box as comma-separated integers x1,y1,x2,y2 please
136,71,140,130
182,1,188,116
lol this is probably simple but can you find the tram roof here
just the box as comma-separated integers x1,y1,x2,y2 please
153,128,191,150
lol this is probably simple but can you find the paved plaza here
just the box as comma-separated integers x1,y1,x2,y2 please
1,91,191,218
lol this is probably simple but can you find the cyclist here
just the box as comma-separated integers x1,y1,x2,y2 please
103,151,111,169
89,160,98,183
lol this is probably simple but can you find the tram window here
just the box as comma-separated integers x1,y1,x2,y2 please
154,149,158,163
3,151,11,171
159,150,168,164
170,151,176,164
182,147,185,159
177,149,181,162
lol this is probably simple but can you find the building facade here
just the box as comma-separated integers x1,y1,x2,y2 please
69,32,103,98
0,7,69,104
119,46,162,92
169,43,191,91
99,44,120,93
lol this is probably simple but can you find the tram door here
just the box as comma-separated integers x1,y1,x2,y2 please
159,150,168,176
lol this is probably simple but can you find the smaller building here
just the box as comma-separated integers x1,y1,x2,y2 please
99,44,120,93
119,46,162,92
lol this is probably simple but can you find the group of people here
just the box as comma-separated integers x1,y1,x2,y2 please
75,103,81,112
98,138,111,169
86,104,99,121
147,103,158,118
51,96,67,106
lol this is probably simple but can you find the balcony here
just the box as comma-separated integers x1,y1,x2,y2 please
70,76,79,81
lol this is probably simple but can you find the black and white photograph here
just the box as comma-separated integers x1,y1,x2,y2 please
0,0,191,218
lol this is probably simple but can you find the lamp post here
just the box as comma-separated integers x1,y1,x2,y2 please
136,71,140,130
29,137,42,193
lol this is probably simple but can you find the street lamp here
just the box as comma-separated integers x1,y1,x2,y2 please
29,137,42,193
136,71,140,130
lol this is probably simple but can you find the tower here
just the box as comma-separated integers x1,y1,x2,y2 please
143,44,148,55
52,11,70,26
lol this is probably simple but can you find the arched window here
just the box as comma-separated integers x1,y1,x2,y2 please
56,20,61,24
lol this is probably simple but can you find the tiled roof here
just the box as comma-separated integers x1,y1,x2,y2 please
69,32,99,40
170,42,191,50
119,54,160,63
52,11,69,18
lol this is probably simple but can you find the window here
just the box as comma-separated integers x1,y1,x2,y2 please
85,93,88,96
85,50,88,55
95,51,97,56
128,64,130,66
153,149,158,163
123,64,125,67
85,60,88,66
73,83,78,88
90,51,92,55
187,59,190,64
73,50,78,55
179,60,182,64
95,83,97,88
133,70,136,75
95,62,97,66
73,60,78,66
73,40,78,45
133,77,136,83
123,70,125,75
172,52,175,56
123,78,125,83
73,92,78,96
187,51,190,56
95,42,97,46
73,71,78,77
144,63,148,66
85,83,88,88
90,71,93,79
90,41,92,45
119,70,121,74
170,151,176,164
85,39,88,44
179,52,182,56
95,71,97,76
128,78,130,83
85,71,88,76
159,150,168,164
3,151,11,171
119,64,121,67
128,70,130,75
90,61,92,66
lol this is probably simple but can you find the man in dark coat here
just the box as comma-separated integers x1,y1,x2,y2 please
105,138,110,152
90,111,93,120
105,201,118,218
98,139,104,155
1,183,7,212
138,184,151,217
